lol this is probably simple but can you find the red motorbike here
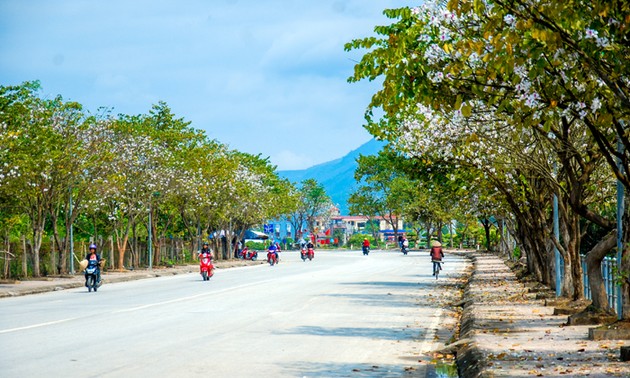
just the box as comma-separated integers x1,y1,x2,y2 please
301,246,315,261
238,248,258,261
267,251,278,266
199,253,215,281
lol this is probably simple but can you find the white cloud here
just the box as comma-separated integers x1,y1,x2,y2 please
0,0,414,169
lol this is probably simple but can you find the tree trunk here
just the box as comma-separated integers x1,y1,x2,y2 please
108,235,114,269
115,225,131,270
557,197,586,300
621,194,630,320
130,220,137,269
480,218,492,252
50,212,66,274
3,230,10,279
49,237,57,275
150,207,161,265
21,235,28,277
585,232,617,313
31,224,44,277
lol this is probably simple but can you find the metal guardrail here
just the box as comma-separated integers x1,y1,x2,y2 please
581,255,618,314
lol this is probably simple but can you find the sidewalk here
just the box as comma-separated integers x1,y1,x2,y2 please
0,260,263,298
456,252,630,377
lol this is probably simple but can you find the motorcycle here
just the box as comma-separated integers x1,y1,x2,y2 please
401,246,409,255
238,249,258,261
362,245,370,256
84,261,100,292
301,247,315,261
199,253,215,281
267,251,278,266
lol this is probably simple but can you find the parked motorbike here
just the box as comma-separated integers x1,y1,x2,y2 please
238,249,258,261
84,261,100,292
199,253,215,281
267,251,278,266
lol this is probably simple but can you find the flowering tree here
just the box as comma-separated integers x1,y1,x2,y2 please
0,82,300,277
0,82,87,276
345,1,624,310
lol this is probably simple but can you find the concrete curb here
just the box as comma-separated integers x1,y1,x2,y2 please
454,253,487,378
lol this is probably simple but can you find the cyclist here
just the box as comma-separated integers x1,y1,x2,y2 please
430,241,444,276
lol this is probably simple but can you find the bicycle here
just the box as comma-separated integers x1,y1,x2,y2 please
432,260,443,279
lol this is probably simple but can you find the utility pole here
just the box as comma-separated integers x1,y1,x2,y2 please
553,162,561,297
617,138,624,319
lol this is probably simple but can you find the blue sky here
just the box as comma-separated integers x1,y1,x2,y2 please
0,0,413,170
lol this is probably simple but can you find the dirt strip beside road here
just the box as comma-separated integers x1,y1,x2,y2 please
456,252,630,378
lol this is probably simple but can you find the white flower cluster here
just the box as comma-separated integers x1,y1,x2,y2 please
583,28,610,48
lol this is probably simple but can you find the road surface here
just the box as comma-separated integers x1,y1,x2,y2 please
0,250,466,377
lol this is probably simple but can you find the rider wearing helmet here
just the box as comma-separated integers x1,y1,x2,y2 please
199,242,214,259
85,243,102,286
267,242,279,263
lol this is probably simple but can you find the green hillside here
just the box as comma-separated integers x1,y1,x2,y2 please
278,139,384,214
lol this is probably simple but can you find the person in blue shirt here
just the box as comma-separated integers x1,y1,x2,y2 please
267,242,279,263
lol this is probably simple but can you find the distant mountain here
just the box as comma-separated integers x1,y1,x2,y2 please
278,139,385,215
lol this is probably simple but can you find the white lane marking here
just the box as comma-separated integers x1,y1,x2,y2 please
112,277,279,313
0,317,82,334
0,277,278,333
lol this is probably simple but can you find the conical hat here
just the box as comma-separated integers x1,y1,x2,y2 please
79,259,88,271
431,240,442,247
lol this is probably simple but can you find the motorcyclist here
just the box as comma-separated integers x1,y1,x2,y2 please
306,241,314,250
267,242,279,263
402,237,409,252
362,238,370,254
199,242,214,260
84,243,102,287
240,246,249,259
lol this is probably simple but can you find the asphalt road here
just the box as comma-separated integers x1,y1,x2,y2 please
0,250,466,378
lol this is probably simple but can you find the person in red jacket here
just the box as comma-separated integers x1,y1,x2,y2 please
430,241,444,275
362,238,370,254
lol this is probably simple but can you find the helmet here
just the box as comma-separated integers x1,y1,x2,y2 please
89,243,97,250
203,242,209,247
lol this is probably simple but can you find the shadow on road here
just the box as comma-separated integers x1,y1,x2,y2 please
283,361,416,377
275,325,417,341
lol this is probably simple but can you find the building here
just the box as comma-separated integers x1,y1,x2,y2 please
264,208,406,247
